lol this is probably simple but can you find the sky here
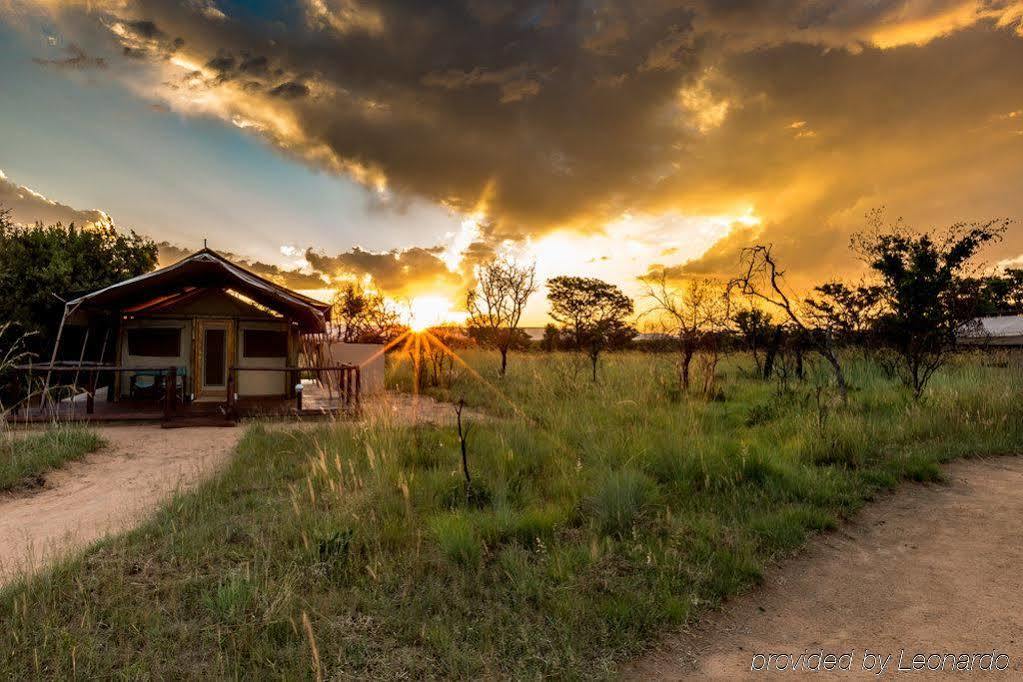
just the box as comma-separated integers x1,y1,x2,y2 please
1,0,1023,325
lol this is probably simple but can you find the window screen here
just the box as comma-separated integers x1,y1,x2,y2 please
126,328,181,357
243,329,288,358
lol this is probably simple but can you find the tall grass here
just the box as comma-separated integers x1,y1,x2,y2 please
0,350,1021,678
0,426,103,491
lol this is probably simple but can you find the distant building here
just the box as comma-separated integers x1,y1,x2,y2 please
958,315,1023,346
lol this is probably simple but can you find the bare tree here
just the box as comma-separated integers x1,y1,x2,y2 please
732,245,849,401
455,398,473,503
466,256,537,376
642,272,729,393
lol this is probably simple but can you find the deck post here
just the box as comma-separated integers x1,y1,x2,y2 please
226,368,235,418
355,366,361,408
86,370,96,415
164,366,177,420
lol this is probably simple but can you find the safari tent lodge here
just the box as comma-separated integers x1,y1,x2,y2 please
14,248,363,424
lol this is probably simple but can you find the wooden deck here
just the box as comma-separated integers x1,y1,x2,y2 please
9,383,358,426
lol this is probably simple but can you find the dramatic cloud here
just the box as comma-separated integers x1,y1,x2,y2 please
304,245,472,300
156,242,328,291
0,168,110,228
161,240,470,300
6,0,1023,290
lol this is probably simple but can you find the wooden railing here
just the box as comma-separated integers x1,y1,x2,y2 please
226,364,360,415
12,364,182,419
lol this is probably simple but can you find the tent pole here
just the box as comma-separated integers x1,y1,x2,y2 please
72,327,90,391
41,302,70,410
92,324,111,404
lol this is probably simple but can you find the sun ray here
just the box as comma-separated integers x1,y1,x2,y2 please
420,329,529,419
358,329,411,367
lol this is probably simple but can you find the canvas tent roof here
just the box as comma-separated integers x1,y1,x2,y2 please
65,248,331,333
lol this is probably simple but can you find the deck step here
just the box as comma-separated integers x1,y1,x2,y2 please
161,416,236,428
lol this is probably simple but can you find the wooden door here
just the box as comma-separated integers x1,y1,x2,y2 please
195,319,234,400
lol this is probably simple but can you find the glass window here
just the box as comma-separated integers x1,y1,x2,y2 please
243,329,288,358
126,328,181,357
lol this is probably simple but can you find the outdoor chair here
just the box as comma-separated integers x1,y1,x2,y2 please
129,370,188,404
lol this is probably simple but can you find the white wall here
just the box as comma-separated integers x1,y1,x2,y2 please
237,321,289,396
119,320,191,398
323,342,386,394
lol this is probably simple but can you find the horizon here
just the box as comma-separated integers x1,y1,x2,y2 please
2,1,1023,326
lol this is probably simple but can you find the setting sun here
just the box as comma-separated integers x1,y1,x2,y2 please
405,295,465,331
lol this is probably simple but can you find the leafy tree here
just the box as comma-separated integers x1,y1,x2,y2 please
540,324,560,352
465,256,537,376
332,283,403,343
852,215,1009,399
732,306,774,375
804,281,883,345
0,210,157,358
969,269,1023,316
642,273,729,392
547,276,634,381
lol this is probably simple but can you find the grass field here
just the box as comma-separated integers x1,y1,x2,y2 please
1,350,1021,678
0,426,102,492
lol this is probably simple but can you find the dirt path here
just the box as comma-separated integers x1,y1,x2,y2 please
0,393,479,585
626,456,1023,680
0,425,241,584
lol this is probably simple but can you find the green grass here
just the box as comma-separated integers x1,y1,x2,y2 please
0,426,103,491
1,350,1022,678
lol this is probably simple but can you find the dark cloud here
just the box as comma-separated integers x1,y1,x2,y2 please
9,0,1023,287
32,44,107,70
269,81,310,99
125,19,164,40
304,245,468,298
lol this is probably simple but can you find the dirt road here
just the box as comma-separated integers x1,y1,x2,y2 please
0,394,480,585
0,425,240,583
626,456,1023,680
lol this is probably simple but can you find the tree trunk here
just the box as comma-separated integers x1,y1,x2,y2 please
680,348,694,392
822,346,848,402
763,327,783,380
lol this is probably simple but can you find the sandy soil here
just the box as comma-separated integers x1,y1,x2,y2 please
0,425,241,583
625,456,1023,680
